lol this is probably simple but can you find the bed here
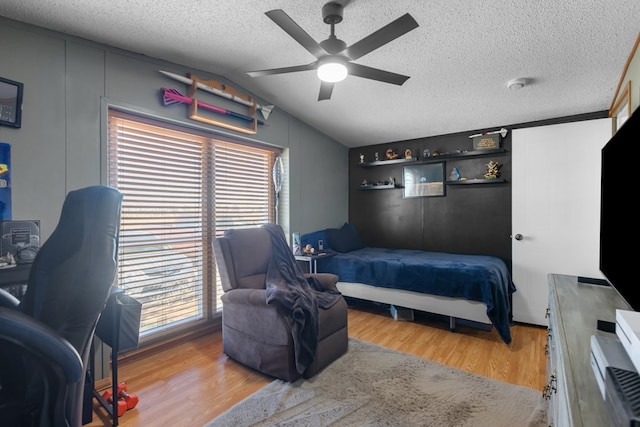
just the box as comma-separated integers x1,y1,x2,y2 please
301,224,516,344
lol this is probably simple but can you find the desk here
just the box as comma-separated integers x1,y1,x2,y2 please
295,252,336,274
0,263,31,299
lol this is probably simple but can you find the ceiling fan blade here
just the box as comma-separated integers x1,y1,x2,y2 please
342,13,419,61
318,81,334,101
247,62,317,77
265,9,328,59
347,63,410,85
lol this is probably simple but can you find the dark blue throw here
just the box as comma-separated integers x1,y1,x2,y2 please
316,247,516,344
263,224,342,374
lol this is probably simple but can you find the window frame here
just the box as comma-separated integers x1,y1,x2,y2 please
105,107,282,344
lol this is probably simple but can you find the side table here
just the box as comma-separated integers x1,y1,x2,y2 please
295,251,336,274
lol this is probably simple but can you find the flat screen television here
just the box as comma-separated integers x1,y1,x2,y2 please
600,105,639,310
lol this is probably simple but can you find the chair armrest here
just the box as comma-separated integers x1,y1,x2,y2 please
306,273,339,291
0,288,20,308
222,288,269,306
0,307,83,384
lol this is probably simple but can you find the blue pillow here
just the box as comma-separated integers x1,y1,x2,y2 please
301,229,332,251
326,223,365,253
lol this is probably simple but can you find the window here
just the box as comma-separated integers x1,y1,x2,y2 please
107,110,280,343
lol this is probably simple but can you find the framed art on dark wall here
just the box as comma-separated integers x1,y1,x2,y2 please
0,77,23,129
403,162,445,198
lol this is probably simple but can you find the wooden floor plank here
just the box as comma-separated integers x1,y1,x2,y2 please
87,302,547,426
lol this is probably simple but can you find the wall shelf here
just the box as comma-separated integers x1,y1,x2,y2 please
358,148,506,168
358,158,413,167
357,184,403,191
446,178,506,185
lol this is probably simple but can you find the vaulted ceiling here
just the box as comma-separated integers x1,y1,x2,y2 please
1,1,638,147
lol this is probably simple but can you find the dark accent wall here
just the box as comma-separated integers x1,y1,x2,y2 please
348,111,609,266
349,130,512,262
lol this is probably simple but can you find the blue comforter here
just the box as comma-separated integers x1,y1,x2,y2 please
316,247,516,344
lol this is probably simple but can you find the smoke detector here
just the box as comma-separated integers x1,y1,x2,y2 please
507,78,527,90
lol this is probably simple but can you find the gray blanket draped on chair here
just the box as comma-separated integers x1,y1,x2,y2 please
263,224,342,375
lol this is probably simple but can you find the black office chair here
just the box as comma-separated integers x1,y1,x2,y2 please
0,186,123,427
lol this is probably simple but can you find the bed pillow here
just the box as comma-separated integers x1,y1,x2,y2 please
301,229,332,251
326,223,365,253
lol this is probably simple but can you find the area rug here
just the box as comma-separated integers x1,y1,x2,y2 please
206,338,547,427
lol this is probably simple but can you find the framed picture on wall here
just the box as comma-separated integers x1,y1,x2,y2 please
610,80,631,133
403,162,445,198
0,77,23,129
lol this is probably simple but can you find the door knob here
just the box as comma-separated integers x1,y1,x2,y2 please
513,234,523,241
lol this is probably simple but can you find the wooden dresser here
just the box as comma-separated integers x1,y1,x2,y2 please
546,273,631,426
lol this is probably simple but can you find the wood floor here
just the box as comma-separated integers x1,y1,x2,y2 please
87,301,548,427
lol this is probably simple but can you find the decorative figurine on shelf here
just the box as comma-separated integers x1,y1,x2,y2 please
359,153,365,163
374,152,380,161
303,244,315,255
389,176,395,186
386,148,398,159
404,149,412,159
450,166,461,181
423,149,431,158
361,179,369,186
483,160,501,179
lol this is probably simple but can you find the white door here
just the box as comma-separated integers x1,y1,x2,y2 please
512,118,611,326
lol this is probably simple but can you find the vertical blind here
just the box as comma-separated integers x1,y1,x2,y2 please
107,110,280,342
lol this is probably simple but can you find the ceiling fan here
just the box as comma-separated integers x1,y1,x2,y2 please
246,2,419,101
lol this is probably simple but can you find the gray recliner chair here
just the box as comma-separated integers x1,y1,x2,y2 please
212,224,348,382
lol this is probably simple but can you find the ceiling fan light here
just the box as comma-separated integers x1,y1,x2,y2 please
317,60,348,83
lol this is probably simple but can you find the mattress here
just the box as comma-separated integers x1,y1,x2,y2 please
315,246,516,344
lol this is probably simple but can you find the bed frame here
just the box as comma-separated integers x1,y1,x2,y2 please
301,226,509,337
337,281,494,332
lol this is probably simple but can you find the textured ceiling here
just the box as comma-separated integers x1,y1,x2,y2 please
1,1,638,147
